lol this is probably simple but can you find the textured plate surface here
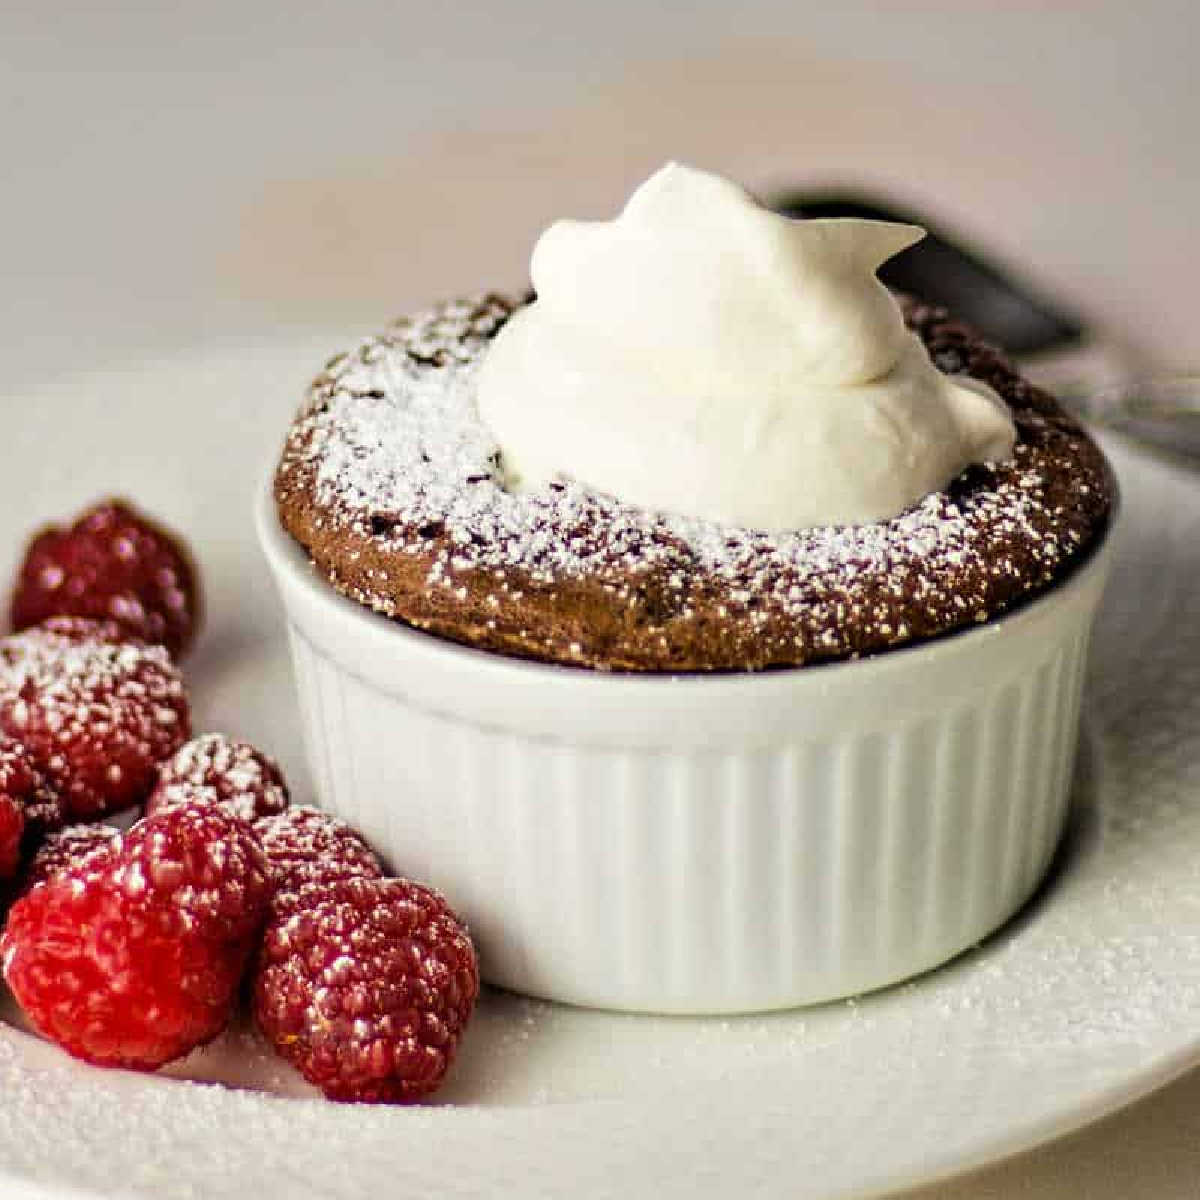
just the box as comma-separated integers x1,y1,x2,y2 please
0,339,1198,1199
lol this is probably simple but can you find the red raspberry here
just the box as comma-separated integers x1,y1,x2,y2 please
254,806,382,918
116,804,272,943
147,733,290,822
9,614,128,647
10,499,200,658
0,618,190,819
18,822,115,895
0,737,64,879
253,875,478,1103
0,797,21,880
1,804,270,1070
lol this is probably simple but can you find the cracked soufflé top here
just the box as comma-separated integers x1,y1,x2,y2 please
273,293,1114,672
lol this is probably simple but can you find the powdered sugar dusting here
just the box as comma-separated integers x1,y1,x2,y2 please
0,618,191,816
19,822,116,894
277,294,1113,669
0,736,62,837
150,733,290,821
254,806,382,920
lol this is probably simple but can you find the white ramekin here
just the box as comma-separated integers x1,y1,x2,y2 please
257,477,1115,1015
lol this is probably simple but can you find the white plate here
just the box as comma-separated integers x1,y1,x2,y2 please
1,339,1198,1200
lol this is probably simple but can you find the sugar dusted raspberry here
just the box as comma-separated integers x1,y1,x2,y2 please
13,614,128,646
18,822,115,895
254,806,382,918
0,737,63,830
1,804,270,1070
117,804,272,943
0,618,190,819
0,797,22,880
10,499,200,657
253,875,479,1103
0,737,64,878
147,733,290,822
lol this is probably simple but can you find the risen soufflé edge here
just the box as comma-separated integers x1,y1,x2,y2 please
274,293,1114,672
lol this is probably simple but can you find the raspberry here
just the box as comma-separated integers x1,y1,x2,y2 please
254,806,382,918
10,499,201,658
1,804,270,1070
18,822,115,895
0,797,21,880
0,737,64,879
10,614,128,646
117,804,272,943
253,875,478,1103
147,733,290,822
0,618,190,819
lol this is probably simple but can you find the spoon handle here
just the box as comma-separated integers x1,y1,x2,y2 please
1059,374,1200,460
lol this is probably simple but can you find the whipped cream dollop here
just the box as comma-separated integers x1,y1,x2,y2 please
476,163,1016,531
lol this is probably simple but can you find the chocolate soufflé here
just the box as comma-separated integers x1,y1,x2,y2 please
273,294,1114,672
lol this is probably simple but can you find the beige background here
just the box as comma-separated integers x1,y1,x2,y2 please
3,1,1200,1195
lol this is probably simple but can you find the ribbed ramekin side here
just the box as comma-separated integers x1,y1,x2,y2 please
281,615,1091,1013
